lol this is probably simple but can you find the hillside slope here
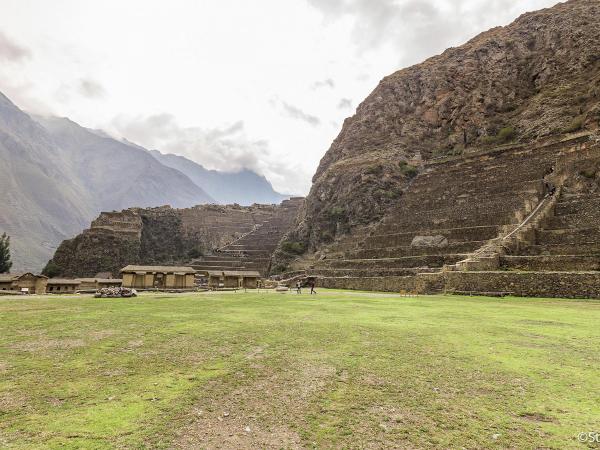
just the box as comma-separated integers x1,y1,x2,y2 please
150,150,288,205
290,0,600,253
0,93,94,271
36,116,215,210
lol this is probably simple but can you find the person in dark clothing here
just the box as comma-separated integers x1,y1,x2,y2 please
309,280,317,295
543,179,556,196
543,166,556,196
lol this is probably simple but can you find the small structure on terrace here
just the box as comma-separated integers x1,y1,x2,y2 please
47,279,81,294
0,273,48,294
201,270,261,289
121,265,196,290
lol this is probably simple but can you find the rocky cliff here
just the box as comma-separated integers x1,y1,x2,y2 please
288,0,600,256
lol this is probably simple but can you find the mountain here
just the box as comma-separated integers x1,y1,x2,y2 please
0,90,291,272
149,150,288,205
35,116,215,210
286,0,600,252
0,93,94,271
0,97,216,272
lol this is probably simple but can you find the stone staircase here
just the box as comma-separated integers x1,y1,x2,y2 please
190,198,303,276
291,134,600,298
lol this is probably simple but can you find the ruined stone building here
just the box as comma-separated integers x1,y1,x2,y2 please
0,273,48,294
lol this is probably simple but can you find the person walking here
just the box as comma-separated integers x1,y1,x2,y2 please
309,280,317,295
296,281,302,294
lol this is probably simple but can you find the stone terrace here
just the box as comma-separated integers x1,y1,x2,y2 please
303,134,600,298
190,198,303,276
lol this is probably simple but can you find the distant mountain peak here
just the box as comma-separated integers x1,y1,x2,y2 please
149,149,289,205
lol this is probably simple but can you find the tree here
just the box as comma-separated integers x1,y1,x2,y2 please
42,260,61,278
0,233,12,274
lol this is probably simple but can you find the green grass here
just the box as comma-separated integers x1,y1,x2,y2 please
1,290,599,449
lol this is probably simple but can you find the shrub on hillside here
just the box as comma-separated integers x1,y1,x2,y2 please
564,116,585,133
481,126,517,145
280,241,306,255
42,261,60,278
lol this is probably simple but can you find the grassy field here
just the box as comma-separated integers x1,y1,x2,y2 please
0,289,599,449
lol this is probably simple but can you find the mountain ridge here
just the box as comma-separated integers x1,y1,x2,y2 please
149,149,289,205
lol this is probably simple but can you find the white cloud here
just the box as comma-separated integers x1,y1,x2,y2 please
281,101,321,127
337,98,352,109
0,31,31,62
78,78,106,99
109,113,311,195
311,78,335,89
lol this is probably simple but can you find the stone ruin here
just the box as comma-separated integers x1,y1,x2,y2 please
46,199,304,278
190,198,303,276
282,133,600,298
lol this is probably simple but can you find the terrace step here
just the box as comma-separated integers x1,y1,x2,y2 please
318,254,468,270
364,226,501,248
350,240,486,259
518,243,600,256
536,227,600,245
554,195,600,215
443,271,600,299
377,210,519,234
303,268,430,278
500,255,600,271
545,212,600,230
316,275,418,293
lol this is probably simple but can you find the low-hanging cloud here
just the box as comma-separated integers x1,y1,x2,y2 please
337,98,352,109
78,78,106,99
0,31,31,62
109,113,310,194
311,78,335,89
281,101,321,127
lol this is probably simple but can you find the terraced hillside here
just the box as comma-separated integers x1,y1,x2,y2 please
47,200,303,278
190,198,303,276
279,0,600,279
287,134,600,297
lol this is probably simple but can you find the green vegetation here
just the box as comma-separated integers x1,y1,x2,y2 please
328,206,347,221
280,240,306,255
42,260,60,278
186,248,203,259
481,126,518,145
1,291,599,448
364,164,383,175
580,168,597,179
0,232,12,273
564,116,585,133
399,160,419,179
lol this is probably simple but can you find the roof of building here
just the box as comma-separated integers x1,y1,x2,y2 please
223,270,261,277
76,278,122,283
47,278,81,285
206,270,224,277
120,265,196,273
0,273,47,282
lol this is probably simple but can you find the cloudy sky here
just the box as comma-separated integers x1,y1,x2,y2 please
0,0,560,195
